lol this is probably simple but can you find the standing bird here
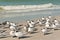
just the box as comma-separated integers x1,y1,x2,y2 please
10,31,16,37
31,20,35,27
15,31,25,39
41,28,51,35
41,28,48,35
10,30,25,39
45,21,50,28
10,25,17,31
51,23,56,29
31,20,35,25
48,15,52,19
45,24,50,28
23,26,28,32
46,18,50,22
10,22,17,27
41,17,46,25
4,21,10,28
53,19,59,26
28,22,34,28
28,27,34,34
42,17,45,21
9,22,17,31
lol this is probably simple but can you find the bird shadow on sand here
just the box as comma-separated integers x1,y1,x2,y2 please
44,32,52,35
31,32,38,34
0,37,7,39
54,29,60,30
20,36,32,39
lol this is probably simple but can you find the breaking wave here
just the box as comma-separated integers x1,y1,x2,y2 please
0,3,60,12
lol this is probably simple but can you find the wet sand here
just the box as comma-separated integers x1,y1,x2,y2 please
0,16,60,40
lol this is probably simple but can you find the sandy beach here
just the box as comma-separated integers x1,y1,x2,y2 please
0,16,60,40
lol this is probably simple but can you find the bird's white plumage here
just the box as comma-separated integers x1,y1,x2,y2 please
10,26,16,31
29,23,34,27
31,21,35,25
10,31,15,36
15,32,24,37
51,24,56,28
6,21,10,25
28,27,34,32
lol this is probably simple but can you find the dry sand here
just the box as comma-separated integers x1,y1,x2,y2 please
0,16,60,40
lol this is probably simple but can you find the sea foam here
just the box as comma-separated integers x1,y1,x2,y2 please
0,3,60,12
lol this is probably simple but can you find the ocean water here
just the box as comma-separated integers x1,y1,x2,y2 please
0,0,60,22
0,9,60,22
0,0,60,5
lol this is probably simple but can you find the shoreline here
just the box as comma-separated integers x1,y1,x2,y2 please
0,7,59,23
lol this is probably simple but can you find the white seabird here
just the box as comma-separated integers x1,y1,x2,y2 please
41,28,51,35
10,31,16,37
28,27,34,33
4,21,10,28
15,31,25,39
41,28,48,35
51,24,56,29
10,30,25,39
10,22,17,27
48,15,52,19
28,22,34,28
10,25,17,31
31,20,35,25
46,18,50,22
53,19,59,26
